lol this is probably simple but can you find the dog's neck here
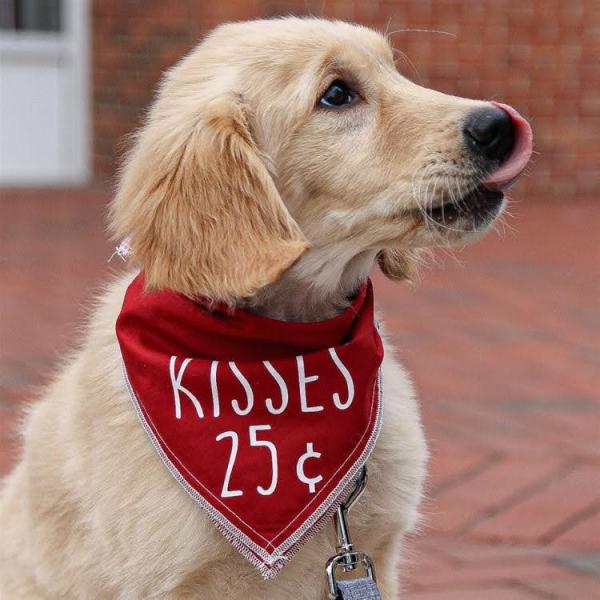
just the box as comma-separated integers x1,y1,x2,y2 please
242,247,377,322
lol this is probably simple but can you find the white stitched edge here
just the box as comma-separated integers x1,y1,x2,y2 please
122,363,273,559
269,368,382,546
121,359,383,579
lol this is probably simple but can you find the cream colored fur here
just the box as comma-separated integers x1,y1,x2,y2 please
1,18,506,599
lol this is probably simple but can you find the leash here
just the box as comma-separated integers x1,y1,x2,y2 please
325,466,382,599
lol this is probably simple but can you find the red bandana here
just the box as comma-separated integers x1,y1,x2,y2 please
116,274,384,578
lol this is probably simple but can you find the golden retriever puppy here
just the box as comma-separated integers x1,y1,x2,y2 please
0,18,531,599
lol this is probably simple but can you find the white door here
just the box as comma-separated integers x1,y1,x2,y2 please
0,0,89,184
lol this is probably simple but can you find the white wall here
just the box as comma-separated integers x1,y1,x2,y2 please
0,0,90,185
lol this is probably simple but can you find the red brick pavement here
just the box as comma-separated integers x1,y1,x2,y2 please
1,188,599,599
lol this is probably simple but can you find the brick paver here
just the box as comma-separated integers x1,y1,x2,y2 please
471,464,600,543
429,454,568,534
553,509,600,550
406,589,540,600
528,578,600,599
1,189,598,599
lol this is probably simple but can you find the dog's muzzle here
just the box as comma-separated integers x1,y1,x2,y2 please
426,102,533,231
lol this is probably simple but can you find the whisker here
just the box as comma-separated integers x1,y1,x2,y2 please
387,28,457,38
411,154,490,237
383,17,393,39
437,244,464,269
392,47,421,81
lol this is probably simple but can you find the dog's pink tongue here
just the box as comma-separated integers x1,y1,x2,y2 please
484,102,533,191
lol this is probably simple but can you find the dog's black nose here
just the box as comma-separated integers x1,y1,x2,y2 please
463,107,515,163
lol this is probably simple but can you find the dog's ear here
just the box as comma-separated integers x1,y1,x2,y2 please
377,248,420,283
109,93,309,304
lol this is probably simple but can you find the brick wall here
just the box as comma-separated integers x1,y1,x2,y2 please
92,1,599,202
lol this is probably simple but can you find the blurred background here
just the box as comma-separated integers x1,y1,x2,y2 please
1,1,598,598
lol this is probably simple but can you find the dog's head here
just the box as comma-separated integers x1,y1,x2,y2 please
110,18,532,303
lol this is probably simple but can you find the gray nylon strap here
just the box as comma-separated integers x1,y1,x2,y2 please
336,578,382,600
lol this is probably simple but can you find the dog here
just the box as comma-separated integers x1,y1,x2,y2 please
0,18,532,599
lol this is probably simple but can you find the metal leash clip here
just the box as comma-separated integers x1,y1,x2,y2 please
325,466,381,600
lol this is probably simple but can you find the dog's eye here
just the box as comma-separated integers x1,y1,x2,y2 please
319,80,358,108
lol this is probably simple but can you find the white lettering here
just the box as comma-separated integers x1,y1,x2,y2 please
210,361,220,417
297,355,323,413
296,443,323,493
229,362,254,416
249,425,278,496
263,361,289,415
215,431,243,498
169,356,203,419
328,348,355,410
